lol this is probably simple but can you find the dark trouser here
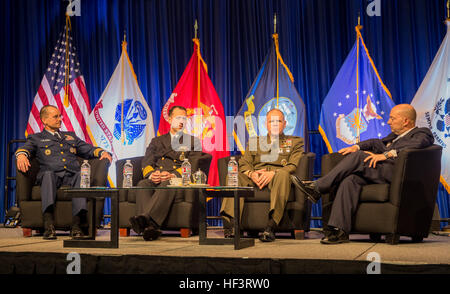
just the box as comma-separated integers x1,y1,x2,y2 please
316,151,394,233
38,170,86,216
135,178,185,227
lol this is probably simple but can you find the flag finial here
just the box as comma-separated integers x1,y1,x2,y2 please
274,13,277,34
356,11,363,31
122,29,127,50
194,19,198,39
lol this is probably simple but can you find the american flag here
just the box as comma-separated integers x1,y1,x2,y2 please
26,19,92,143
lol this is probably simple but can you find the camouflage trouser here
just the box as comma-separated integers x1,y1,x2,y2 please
220,169,291,225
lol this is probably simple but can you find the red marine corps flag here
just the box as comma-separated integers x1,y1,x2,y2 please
25,16,91,143
158,32,229,186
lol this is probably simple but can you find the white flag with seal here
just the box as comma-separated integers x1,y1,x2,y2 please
87,39,155,187
411,20,450,193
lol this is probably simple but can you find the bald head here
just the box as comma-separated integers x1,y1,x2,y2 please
393,104,416,123
387,104,417,135
266,108,286,136
40,105,59,120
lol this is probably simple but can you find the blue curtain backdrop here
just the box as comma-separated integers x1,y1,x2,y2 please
1,0,448,229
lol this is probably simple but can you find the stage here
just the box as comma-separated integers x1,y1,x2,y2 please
0,227,449,275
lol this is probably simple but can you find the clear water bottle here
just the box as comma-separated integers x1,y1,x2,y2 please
123,159,133,188
227,156,238,187
80,160,90,188
181,158,191,186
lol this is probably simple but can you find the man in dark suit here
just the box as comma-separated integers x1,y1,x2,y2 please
292,104,434,244
15,105,112,240
129,105,206,241
221,108,305,242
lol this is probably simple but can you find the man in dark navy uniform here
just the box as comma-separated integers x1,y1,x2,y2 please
16,105,112,239
129,106,208,241
291,104,434,244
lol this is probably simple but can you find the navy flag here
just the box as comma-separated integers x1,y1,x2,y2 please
233,34,307,152
319,25,395,153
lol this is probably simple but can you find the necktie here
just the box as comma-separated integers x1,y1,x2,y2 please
54,132,61,140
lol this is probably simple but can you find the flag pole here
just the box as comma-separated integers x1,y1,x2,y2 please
355,13,362,143
447,0,450,20
120,30,127,144
195,19,201,106
274,13,279,108
63,11,72,108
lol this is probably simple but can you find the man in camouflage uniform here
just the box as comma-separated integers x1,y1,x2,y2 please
221,108,304,242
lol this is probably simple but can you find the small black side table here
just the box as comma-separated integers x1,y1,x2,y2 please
63,187,119,249
198,186,255,250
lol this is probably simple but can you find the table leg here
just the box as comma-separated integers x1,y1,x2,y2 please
87,198,96,240
63,191,119,249
233,189,254,250
198,189,207,244
110,191,119,248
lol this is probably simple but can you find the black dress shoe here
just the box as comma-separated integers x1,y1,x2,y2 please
129,215,148,235
223,217,235,238
290,175,321,203
320,229,349,244
143,227,162,241
70,227,85,240
43,225,57,240
259,229,276,242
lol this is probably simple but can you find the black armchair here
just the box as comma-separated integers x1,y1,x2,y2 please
116,153,212,237
320,145,442,244
15,157,110,237
218,152,315,239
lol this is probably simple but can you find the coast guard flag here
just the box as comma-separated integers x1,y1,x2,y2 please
319,26,395,153
411,20,450,193
87,40,155,187
26,16,91,143
158,38,229,187
234,34,307,151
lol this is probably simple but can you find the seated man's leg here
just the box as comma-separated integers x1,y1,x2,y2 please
38,170,59,215
67,171,86,217
316,151,370,193
64,171,87,238
135,178,156,217
133,178,177,241
259,169,291,242
220,172,249,223
268,169,291,226
322,174,368,244
144,180,177,227
38,170,60,239
130,178,156,234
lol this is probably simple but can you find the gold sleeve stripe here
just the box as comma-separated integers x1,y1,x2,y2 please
142,165,155,177
93,148,103,157
15,149,30,156
176,168,183,176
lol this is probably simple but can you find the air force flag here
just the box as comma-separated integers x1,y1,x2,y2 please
411,20,450,193
87,40,155,187
319,26,395,153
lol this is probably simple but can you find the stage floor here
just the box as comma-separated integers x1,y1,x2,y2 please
1,227,449,274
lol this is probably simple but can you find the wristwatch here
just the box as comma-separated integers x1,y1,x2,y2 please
383,151,390,159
